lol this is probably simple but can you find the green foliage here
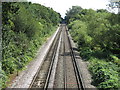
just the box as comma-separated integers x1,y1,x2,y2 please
79,47,93,60
65,6,83,23
109,55,120,66
69,20,92,46
89,58,119,88
0,67,7,88
66,7,120,88
2,2,61,88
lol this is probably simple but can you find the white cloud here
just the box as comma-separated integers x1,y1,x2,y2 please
28,0,110,18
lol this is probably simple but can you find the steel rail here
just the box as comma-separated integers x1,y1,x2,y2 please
29,25,62,89
29,24,85,90
43,26,62,89
62,26,67,90
65,26,85,90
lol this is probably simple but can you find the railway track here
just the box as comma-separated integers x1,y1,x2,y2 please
29,24,85,89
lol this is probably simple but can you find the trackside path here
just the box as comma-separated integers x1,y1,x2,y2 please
9,27,60,88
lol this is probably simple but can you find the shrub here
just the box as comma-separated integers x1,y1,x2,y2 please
89,58,119,88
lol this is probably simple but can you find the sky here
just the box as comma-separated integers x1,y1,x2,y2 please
28,0,111,18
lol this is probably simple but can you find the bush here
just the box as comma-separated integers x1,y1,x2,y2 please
79,47,93,60
0,67,8,88
89,58,119,88
66,6,120,89
109,54,120,66
2,2,61,88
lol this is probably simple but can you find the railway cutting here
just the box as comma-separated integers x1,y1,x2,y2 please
29,24,85,90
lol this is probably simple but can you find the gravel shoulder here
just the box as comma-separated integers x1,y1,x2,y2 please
9,25,97,88
9,27,60,88
68,31,96,89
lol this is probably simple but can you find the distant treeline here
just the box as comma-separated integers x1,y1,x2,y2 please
1,2,61,88
65,6,120,88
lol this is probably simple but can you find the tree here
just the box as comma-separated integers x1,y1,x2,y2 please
65,6,83,23
108,0,120,14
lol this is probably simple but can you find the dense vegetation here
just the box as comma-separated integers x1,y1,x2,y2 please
1,2,61,88
65,6,120,88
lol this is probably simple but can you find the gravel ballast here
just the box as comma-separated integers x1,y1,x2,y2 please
68,31,96,88
9,27,60,88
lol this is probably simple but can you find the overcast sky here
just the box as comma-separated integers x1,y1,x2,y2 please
28,0,110,18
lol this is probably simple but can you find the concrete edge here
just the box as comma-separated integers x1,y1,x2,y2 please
48,29,62,88
9,26,60,88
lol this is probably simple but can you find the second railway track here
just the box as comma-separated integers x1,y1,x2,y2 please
29,24,85,89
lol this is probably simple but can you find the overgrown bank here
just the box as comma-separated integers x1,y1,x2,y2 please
1,2,61,88
65,6,120,88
